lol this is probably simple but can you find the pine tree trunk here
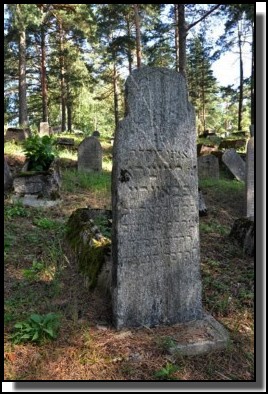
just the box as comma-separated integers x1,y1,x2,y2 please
126,16,132,74
133,4,142,68
19,29,28,127
113,63,119,129
41,26,48,122
59,20,66,132
174,4,179,72
178,4,187,79
238,29,243,131
250,20,254,126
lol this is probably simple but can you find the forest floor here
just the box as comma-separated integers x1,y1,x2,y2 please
4,140,254,381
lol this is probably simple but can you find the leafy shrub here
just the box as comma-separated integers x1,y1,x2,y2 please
11,313,60,344
22,135,57,171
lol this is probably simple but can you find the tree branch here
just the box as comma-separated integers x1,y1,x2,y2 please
187,4,221,31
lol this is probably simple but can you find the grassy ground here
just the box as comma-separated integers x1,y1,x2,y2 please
4,140,254,381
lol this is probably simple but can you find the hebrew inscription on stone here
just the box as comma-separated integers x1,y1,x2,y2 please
112,67,203,328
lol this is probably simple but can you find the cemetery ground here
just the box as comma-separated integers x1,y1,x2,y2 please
4,137,254,381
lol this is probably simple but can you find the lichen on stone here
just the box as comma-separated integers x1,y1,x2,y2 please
66,208,111,290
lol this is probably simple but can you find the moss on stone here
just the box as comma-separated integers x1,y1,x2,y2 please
66,208,111,290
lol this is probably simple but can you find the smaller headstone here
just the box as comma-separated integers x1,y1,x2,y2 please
4,158,13,191
92,130,100,137
246,137,254,218
222,149,246,182
78,136,102,172
39,122,50,136
198,155,219,180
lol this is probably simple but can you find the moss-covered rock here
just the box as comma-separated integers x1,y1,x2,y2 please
66,208,112,291
229,217,254,257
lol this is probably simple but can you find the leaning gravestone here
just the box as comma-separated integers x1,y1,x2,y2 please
112,67,203,329
78,136,102,172
246,137,254,218
39,122,50,136
222,148,246,182
198,155,219,180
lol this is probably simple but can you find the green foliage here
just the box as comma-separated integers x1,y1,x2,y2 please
154,363,179,380
22,135,57,171
4,202,28,219
11,313,60,344
33,217,60,230
62,169,111,194
22,261,45,281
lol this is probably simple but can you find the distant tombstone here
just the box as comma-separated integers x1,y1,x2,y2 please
246,137,254,218
92,130,100,137
39,122,50,136
222,149,246,182
4,158,13,191
112,67,203,329
198,155,219,180
5,128,30,142
78,136,102,172
51,125,61,134
56,138,75,146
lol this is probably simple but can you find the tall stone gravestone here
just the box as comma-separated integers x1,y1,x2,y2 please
222,148,246,182
198,155,219,180
39,122,50,136
4,158,13,191
246,137,254,218
112,67,203,329
78,136,102,172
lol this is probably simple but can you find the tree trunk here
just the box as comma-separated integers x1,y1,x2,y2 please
19,29,28,128
250,20,254,126
67,103,72,132
133,4,142,68
59,20,66,132
174,4,179,72
178,4,187,79
126,16,133,74
238,29,243,131
113,63,119,129
201,56,206,132
41,25,48,122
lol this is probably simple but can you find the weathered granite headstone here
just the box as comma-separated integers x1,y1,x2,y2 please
112,67,203,329
222,148,245,182
78,136,102,172
39,122,50,136
246,137,254,218
198,155,219,180
4,158,13,191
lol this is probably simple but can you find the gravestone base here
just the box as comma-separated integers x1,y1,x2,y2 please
166,313,229,356
12,194,62,208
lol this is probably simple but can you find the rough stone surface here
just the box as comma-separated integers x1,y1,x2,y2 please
78,136,102,172
167,314,229,356
246,137,254,218
13,160,61,199
222,148,246,182
229,217,254,257
4,157,13,191
92,130,100,137
112,67,203,329
39,122,50,136
198,155,219,180
219,139,246,150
